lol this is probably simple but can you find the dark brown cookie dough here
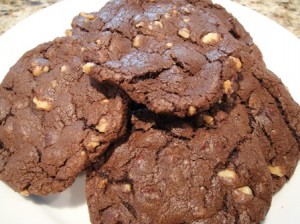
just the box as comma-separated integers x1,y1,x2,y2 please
234,53,300,192
252,65,300,147
66,0,300,222
0,36,128,196
86,104,272,224
70,0,261,117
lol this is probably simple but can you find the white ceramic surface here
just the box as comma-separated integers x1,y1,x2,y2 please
0,0,299,223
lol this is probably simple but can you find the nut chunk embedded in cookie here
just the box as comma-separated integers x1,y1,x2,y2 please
71,0,257,117
86,104,272,224
0,36,128,196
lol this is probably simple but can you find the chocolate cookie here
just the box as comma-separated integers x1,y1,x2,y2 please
70,0,260,117
233,53,300,192
73,0,300,191
0,36,128,196
86,104,272,224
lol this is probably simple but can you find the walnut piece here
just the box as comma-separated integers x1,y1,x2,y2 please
135,22,145,28
203,115,214,125
33,97,52,111
201,32,222,45
154,21,163,29
133,35,142,48
86,141,100,151
79,12,96,20
218,169,237,181
187,106,197,116
164,13,171,19
148,24,154,30
166,43,173,49
233,186,254,203
32,66,49,77
229,56,242,71
102,99,110,104
60,65,68,73
236,186,253,195
82,62,96,74
122,184,132,193
96,118,108,133
268,165,285,177
224,80,233,94
181,6,191,14
20,190,29,196
65,29,72,36
183,17,190,23
31,58,50,77
178,28,190,39
98,179,108,189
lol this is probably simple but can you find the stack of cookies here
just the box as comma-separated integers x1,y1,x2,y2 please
0,0,299,223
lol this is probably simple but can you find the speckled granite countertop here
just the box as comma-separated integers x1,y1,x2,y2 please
0,0,299,38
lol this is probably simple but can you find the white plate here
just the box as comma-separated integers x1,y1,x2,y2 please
0,0,299,223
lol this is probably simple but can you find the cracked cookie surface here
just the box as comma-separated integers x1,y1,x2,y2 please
78,0,300,222
73,0,300,193
86,104,273,224
0,36,128,196
71,0,261,117
235,53,300,192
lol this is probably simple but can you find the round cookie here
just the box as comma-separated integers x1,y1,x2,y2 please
86,104,272,224
0,36,128,196
70,0,260,117
70,0,300,196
